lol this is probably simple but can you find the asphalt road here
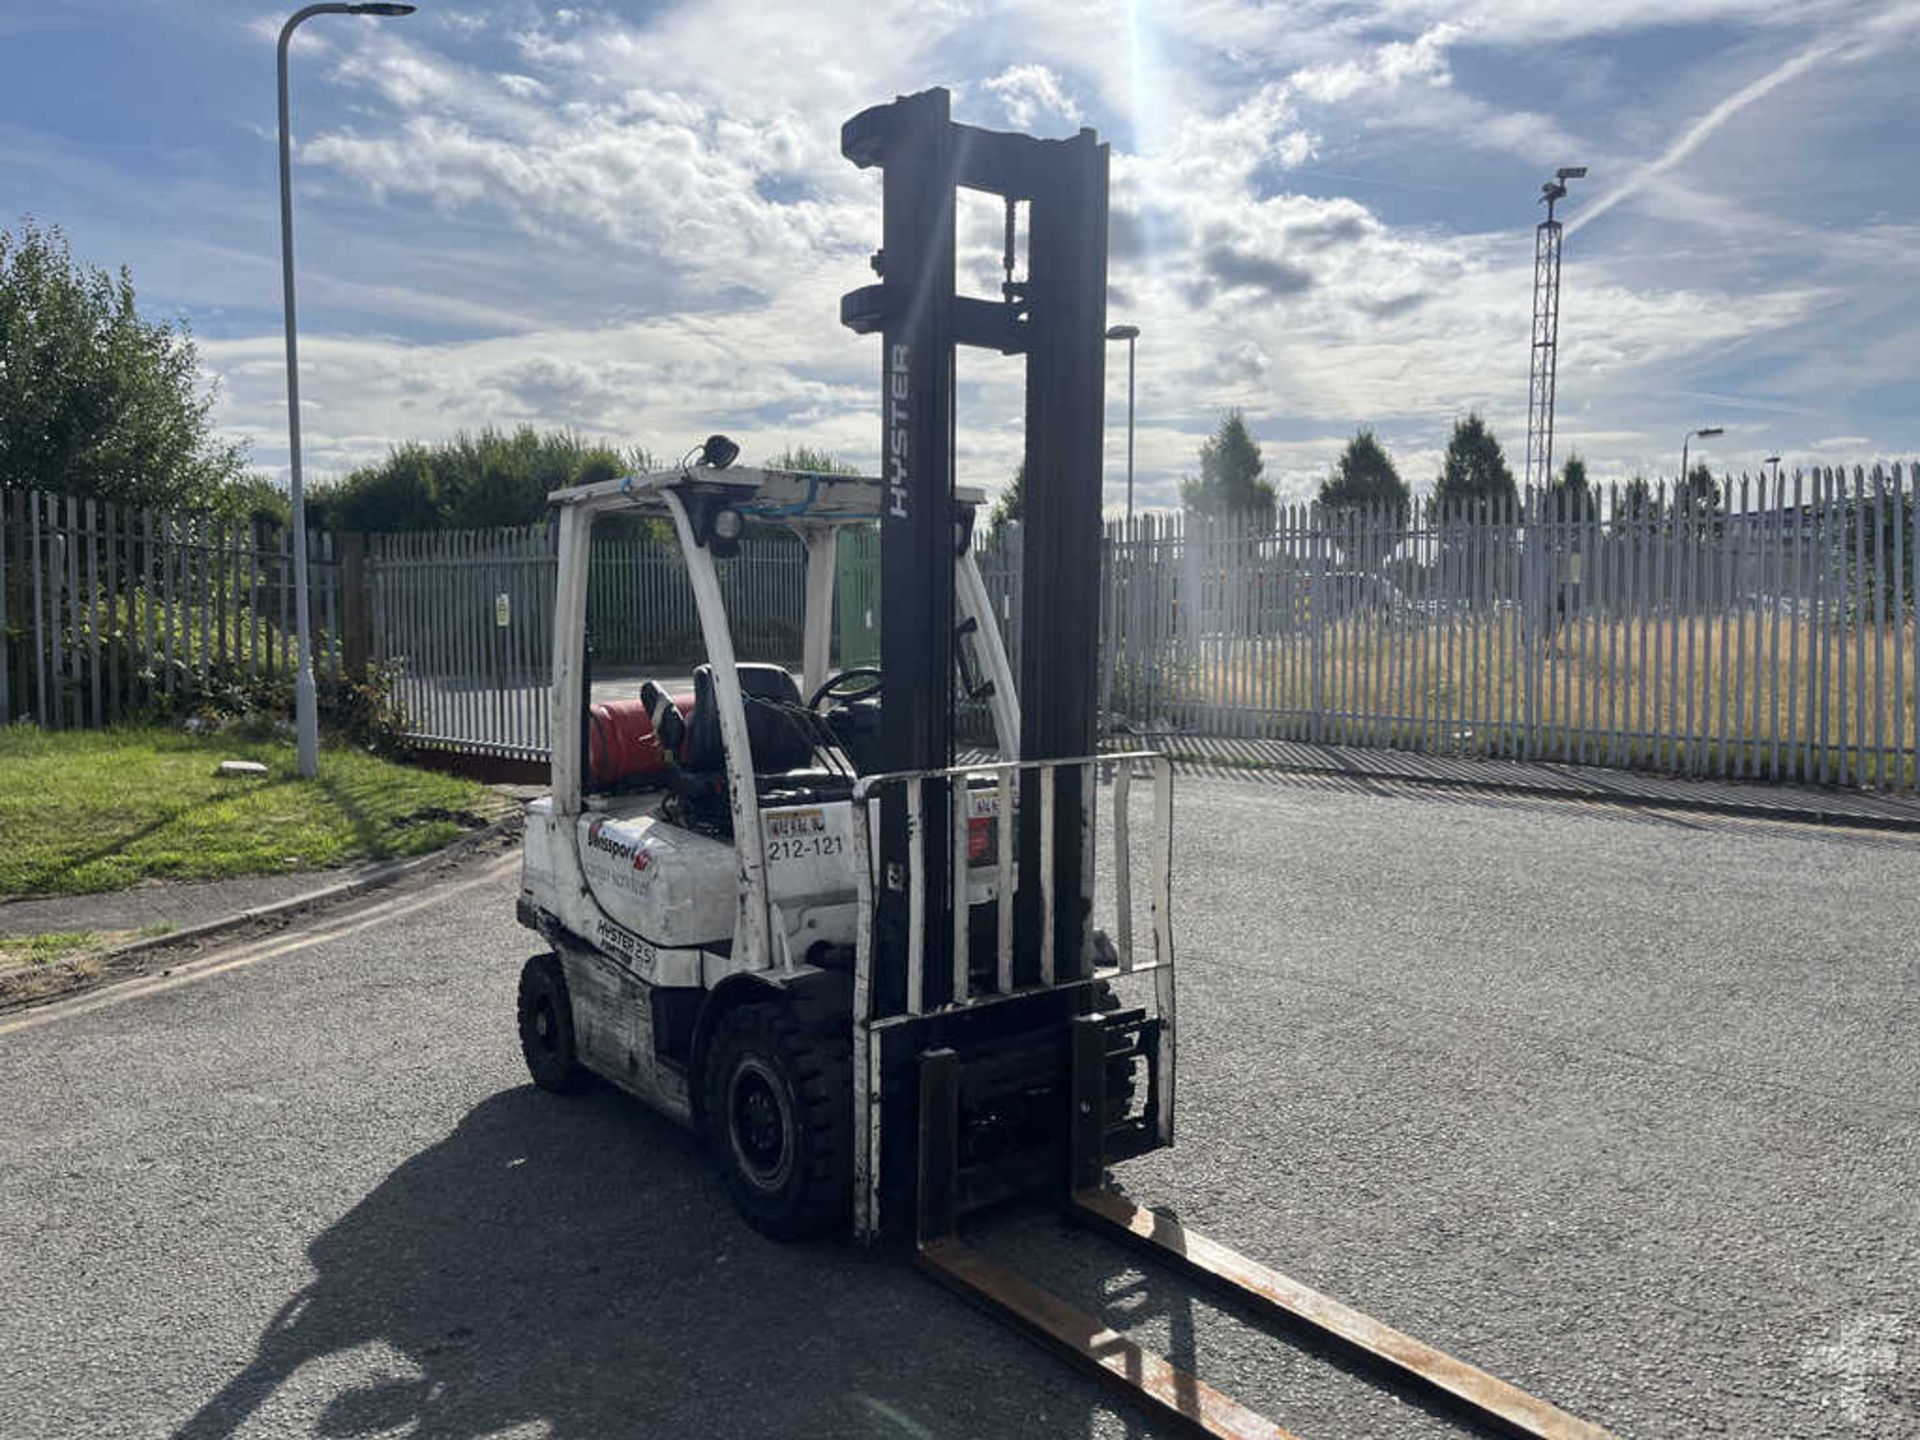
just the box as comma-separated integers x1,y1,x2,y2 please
2,777,1916,1439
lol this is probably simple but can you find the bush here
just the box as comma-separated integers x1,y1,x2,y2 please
39,582,411,754
308,427,651,532
160,662,411,758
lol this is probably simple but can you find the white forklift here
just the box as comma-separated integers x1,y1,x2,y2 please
512,452,1166,1241
513,87,1609,1440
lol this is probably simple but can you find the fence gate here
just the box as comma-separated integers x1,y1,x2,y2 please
364,522,817,760
367,526,557,760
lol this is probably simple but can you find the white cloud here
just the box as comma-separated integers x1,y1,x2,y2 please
495,73,549,101
983,65,1082,131
1570,34,1846,235
1291,22,1460,103
172,0,1917,497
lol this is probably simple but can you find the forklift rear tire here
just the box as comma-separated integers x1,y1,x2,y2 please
703,1000,851,1240
518,953,592,1095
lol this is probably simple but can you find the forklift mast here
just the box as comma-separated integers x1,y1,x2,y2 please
841,87,1110,1018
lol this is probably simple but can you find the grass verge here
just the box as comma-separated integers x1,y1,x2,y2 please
0,727,502,897
0,931,99,968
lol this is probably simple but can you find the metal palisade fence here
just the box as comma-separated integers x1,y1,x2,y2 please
1104,462,1918,790
1,488,342,728
7,464,1916,792
363,522,823,758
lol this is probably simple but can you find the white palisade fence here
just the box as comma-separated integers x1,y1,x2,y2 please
1,489,341,729
10,462,1915,793
1099,463,1918,791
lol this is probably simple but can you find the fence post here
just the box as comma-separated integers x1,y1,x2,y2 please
0,489,11,725
1308,504,1326,743
1105,529,1121,733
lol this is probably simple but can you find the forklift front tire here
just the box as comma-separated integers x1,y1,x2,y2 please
518,953,592,1095
702,1000,851,1240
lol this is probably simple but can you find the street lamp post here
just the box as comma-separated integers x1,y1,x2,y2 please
277,2,414,778
1105,324,1139,528
1679,425,1723,489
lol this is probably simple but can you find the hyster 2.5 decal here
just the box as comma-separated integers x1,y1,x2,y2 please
595,917,657,976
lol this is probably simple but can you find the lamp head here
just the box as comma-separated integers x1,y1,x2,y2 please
346,4,417,15
698,433,740,470
1105,324,1140,342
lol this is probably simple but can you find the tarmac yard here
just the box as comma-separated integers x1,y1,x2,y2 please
1,775,1916,1438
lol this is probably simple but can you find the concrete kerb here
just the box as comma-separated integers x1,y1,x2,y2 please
109,808,526,961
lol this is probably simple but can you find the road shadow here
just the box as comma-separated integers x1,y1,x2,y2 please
172,1084,1121,1440
979,1204,1503,1440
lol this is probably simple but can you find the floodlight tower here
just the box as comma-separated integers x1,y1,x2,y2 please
1524,166,1585,496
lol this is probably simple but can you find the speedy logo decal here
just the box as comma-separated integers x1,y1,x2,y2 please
585,818,637,864
584,819,654,890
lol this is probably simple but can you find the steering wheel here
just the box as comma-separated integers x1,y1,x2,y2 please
807,667,882,712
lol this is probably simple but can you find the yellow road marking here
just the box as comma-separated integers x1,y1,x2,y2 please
0,854,519,1038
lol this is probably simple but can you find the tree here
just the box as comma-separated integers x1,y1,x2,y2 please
1617,474,1656,523
1319,429,1409,520
1431,412,1516,515
1552,453,1591,518
1668,462,1724,544
0,217,251,510
1181,409,1275,526
989,462,1024,532
763,446,859,475
1678,462,1720,514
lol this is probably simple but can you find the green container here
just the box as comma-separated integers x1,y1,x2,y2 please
835,524,881,668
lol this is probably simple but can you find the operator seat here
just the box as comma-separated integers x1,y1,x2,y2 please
640,664,848,832
682,663,817,774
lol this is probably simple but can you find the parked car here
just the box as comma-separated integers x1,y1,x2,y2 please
1318,571,1416,620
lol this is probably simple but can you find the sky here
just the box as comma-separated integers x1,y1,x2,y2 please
3,0,1918,514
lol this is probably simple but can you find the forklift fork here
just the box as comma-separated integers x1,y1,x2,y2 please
913,1045,1614,1440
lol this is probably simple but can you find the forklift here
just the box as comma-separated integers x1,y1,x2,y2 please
514,87,1611,1439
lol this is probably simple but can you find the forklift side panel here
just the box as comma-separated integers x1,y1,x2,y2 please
555,940,692,1124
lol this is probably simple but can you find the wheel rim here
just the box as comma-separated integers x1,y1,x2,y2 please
728,1057,793,1192
532,997,556,1052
